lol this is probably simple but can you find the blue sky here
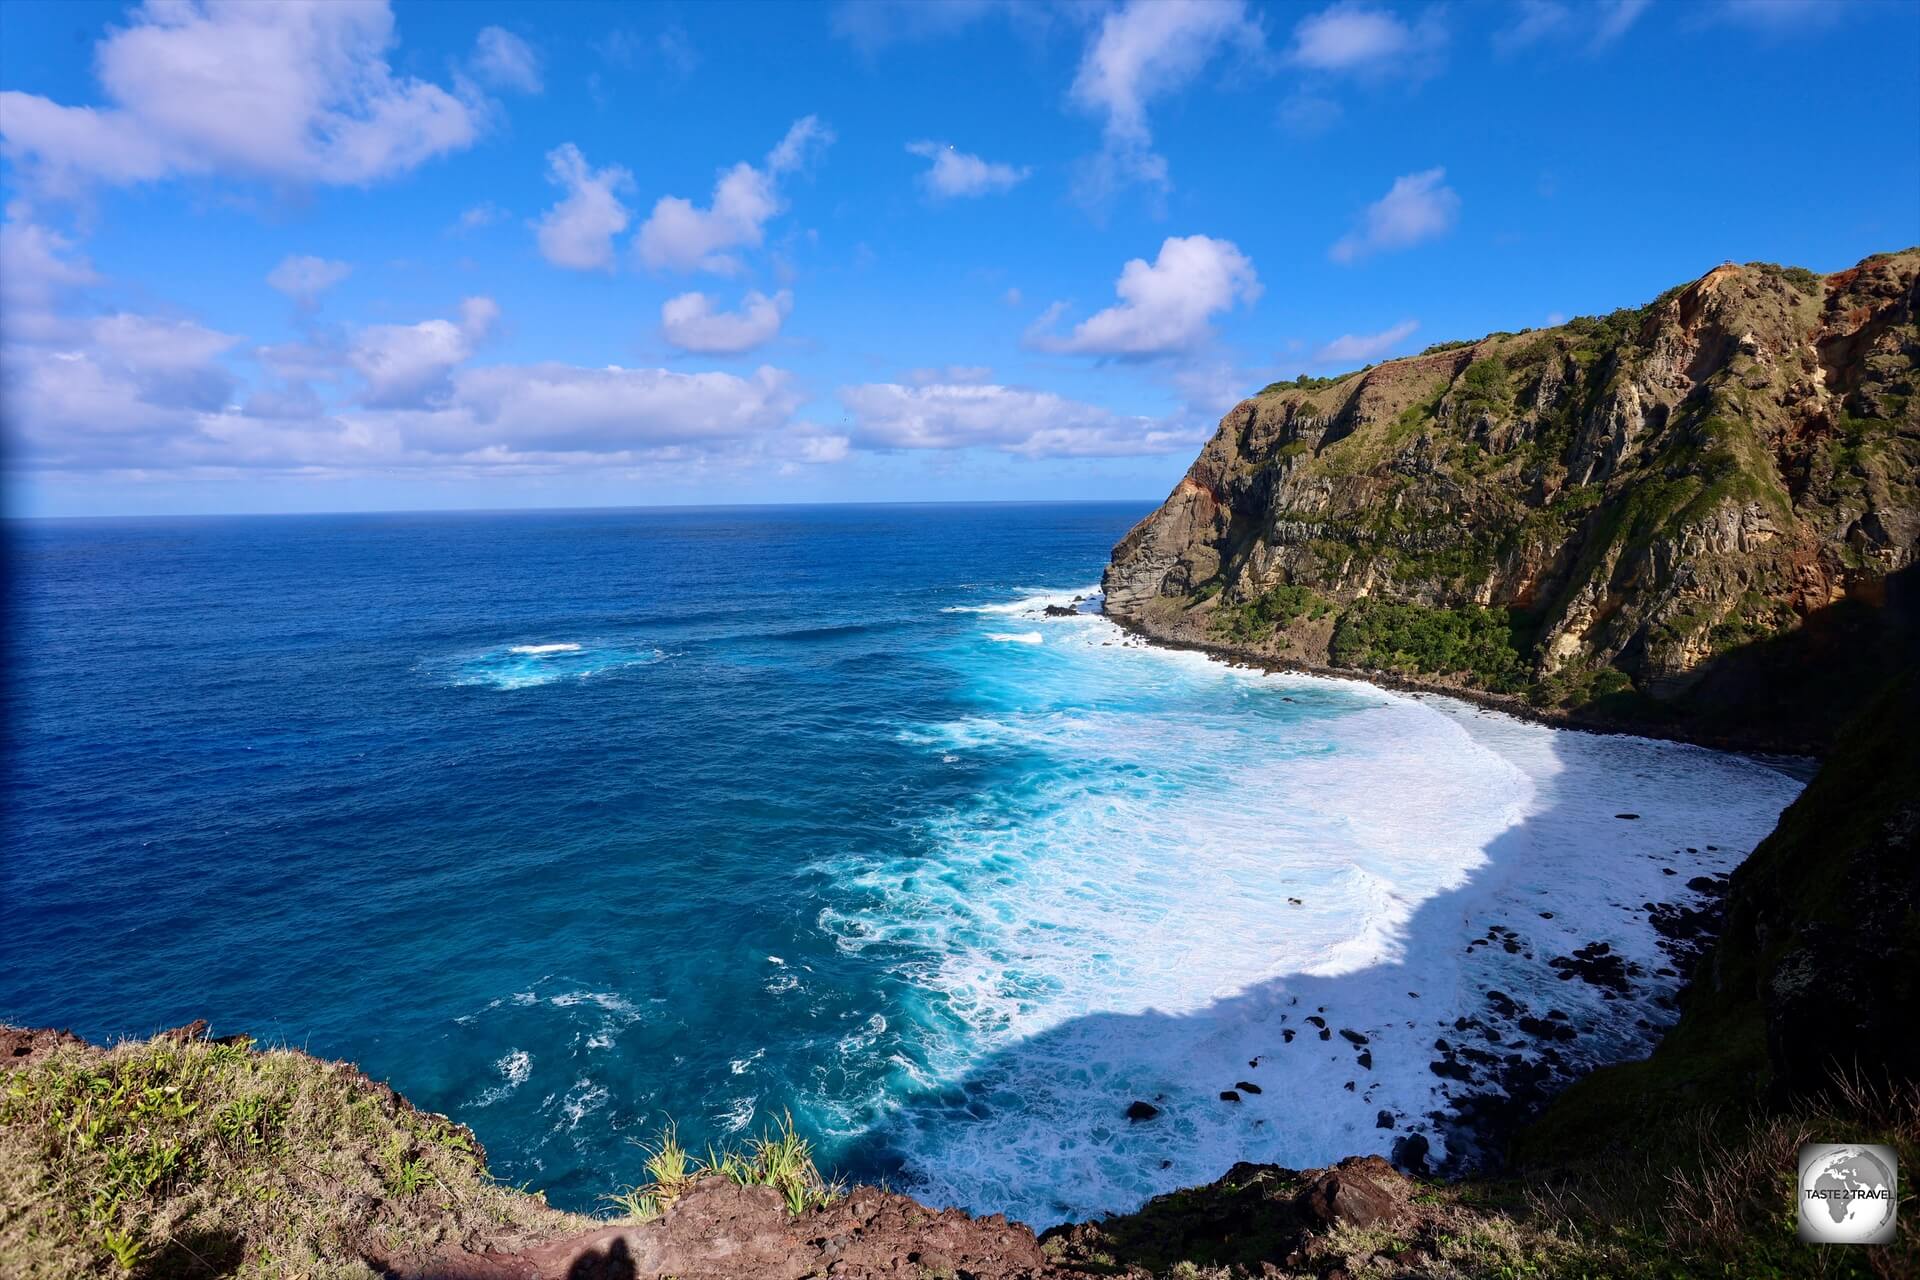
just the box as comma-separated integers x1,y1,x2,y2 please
2,0,1916,517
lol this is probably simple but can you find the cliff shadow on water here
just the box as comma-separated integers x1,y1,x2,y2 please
833,718,1789,1228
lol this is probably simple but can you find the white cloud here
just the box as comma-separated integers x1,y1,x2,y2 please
598,25,700,83
793,432,850,464
766,116,832,175
255,337,345,386
534,144,632,271
635,117,832,275
660,289,792,354
1313,318,1418,365
7,349,199,461
1069,0,1263,199
1288,2,1445,77
906,141,1030,198
0,0,481,193
2,309,242,465
267,255,351,304
0,215,99,340
429,363,800,456
471,26,542,93
1278,91,1343,137
453,201,507,233
1003,287,1024,307
1593,0,1652,46
830,0,1027,54
1028,235,1260,357
89,313,240,411
1492,1,1570,54
1329,168,1460,263
1494,0,1648,53
348,297,498,408
2,279,822,473
840,380,1191,457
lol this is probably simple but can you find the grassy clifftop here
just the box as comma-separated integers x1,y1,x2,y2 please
1105,250,1920,751
0,1027,591,1278
7,1018,1913,1278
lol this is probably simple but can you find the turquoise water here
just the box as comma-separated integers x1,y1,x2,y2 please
2,504,1802,1225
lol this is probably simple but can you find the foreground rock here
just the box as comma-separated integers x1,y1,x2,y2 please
407,1177,1051,1280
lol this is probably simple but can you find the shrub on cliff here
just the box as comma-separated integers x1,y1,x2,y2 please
1211,584,1334,642
1329,599,1533,691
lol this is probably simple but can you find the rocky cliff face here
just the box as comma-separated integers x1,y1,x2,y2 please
1105,250,1920,749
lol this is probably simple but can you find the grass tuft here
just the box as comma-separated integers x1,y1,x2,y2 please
606,1112,840,1224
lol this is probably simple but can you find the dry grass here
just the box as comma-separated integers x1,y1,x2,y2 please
0,1032,590,1278
1518,1072,1918,1279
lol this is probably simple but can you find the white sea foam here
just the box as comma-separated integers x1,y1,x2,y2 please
986,631,1044,645
470,1049,532,1108
943,588,1089,616
811,586,1803,1226
441,641,667,690
550,989,637,1014
718,1096,758,1132
558,1079,610,1131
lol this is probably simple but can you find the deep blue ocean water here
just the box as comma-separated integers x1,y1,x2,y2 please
2,504,1804,1225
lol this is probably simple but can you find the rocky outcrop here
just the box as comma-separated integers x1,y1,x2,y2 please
1105,250,1920,751
407,1177,1054,1280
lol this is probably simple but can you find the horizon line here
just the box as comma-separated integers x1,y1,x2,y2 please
5,496,1164,524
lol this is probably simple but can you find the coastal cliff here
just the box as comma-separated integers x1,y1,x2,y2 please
1104,250,1920,751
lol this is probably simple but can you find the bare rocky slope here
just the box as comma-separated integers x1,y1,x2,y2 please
1104,250,1919,752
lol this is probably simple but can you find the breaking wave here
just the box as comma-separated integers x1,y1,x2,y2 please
438,641,668,690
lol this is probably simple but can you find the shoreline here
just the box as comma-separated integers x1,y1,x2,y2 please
1101,606,1825,771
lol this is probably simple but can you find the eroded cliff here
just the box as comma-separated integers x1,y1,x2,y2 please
1104,250,1920,750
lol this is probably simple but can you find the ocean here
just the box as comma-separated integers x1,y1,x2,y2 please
1,503,1804,1226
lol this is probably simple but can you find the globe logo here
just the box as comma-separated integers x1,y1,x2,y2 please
1798,1143,1898,1244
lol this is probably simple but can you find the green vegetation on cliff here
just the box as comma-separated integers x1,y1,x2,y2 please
1328,599,1533,691
1210,584,1333,643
